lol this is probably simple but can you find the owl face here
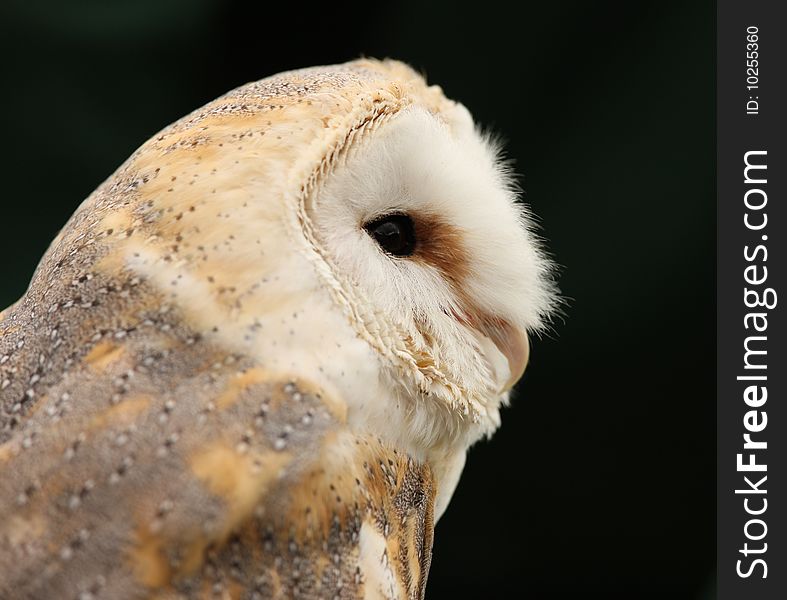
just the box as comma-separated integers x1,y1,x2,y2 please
305,105,555,448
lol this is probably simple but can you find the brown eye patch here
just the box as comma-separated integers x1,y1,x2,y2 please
408,211,470,285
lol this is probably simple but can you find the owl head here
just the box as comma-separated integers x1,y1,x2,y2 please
84,58,556,517
298,60,556,433
307,92,555,426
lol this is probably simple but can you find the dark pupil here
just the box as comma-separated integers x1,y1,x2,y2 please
364,214,416,257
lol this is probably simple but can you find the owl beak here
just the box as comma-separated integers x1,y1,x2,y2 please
488,323,530,393
455,308,531,393
471,318,530,393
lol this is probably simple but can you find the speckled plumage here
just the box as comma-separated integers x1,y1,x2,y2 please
0,59,555,599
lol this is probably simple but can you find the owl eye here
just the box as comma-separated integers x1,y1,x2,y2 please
364,213,416,257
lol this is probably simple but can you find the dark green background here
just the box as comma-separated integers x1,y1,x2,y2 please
0,1,714,598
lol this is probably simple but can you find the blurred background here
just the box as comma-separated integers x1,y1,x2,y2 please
0,1,714,598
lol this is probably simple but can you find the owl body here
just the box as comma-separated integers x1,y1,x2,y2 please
0,60,555,598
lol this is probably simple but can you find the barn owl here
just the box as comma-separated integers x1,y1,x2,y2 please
0,59,555,599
